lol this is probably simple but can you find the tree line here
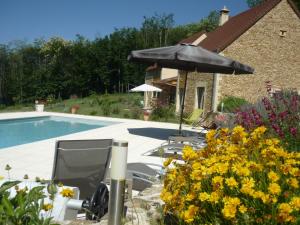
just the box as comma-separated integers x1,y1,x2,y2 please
0,12,218,105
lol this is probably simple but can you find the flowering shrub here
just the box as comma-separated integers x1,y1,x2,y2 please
161,126,300,224
236,90,300,151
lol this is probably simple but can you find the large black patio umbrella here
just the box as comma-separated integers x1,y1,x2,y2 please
128,43,254,134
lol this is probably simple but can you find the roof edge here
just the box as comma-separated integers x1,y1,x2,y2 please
217,0,282,52
288,0,300,18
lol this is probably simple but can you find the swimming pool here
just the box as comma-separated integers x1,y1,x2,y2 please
0,116,118,149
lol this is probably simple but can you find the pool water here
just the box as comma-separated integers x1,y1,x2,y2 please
0,116,117,149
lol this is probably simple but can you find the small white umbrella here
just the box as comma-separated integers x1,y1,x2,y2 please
130,84,162,92
130,84,162,109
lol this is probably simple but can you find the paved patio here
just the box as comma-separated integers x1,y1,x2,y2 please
0,112,199,180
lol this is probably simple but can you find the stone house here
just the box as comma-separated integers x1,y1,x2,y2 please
145,0,300,113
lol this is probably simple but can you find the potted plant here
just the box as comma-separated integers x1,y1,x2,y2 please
71,105,80,114
143,110,150,121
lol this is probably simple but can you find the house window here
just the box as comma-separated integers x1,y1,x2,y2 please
196,87,205,109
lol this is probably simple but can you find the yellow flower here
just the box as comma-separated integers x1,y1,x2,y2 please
160,126,300,223
190,169,202,181
231,126,247,143
160,190,173,202
192,182,201,191
212,176,224,189
290,197,300,211
240,177,255,195
239,205,247,214
0,175,4,180
209,191,221,204
222,197,241,219
163,158,173,167
42,203,53,211
268,171,280,182
182,146,198,161
199,192,210,202
206,129,217,143
278,203,292,214
261,194,271,204
182,205,199,223
60,188,75,198
287,178,299,189
233,164,250,177
186,192,195,201
192,162,201,170
225,177,238,188
268,183,281,195
222,204,237,219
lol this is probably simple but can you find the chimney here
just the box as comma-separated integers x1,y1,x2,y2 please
219,6,230,26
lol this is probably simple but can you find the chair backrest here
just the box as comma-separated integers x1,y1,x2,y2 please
189,109,204,121
52,139,112,200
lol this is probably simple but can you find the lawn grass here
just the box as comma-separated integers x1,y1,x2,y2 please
0,93,179,123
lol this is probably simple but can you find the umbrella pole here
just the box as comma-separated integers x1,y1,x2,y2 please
179,71,188,135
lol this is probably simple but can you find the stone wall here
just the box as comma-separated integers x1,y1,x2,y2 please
180,71,214,113
219,0,300,103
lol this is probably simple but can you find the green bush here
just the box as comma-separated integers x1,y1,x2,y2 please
218,96,249,113
112,105,120,115
102,103,111,116
89,110,98,115
0,181,56,225
123,111,130,118
131,107,142,119
151,105,176,122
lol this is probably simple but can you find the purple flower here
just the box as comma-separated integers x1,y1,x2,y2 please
279,111,288,120
291,95,299,112
268,112,277,123
290,127,297,137
262,97,273,111
272,124,284,138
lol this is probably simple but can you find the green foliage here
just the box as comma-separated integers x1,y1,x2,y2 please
247,0,264,8
218,96,249,113
130,107,142,119
150,105,176,122
112,105,120,114
89,110,98,115
0,181,57,225
102,104,111,116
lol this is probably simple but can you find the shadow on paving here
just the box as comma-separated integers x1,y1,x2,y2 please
127,127,199,140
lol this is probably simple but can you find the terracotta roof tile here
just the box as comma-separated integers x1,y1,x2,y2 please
199,0,283,52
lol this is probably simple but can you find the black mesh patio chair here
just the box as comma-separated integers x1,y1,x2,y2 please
52,139,112,200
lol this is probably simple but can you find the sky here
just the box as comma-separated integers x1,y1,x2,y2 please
0,0,249,44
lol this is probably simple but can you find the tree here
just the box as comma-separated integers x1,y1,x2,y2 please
247,0,264,8
141,13,175,48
